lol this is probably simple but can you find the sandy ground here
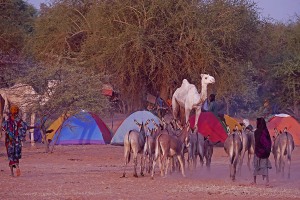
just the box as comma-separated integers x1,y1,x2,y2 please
0,114,300,200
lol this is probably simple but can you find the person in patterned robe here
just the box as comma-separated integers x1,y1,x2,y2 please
2,105,28,176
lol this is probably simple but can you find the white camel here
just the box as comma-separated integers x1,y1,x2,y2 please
0,80,58,144
172,74,215,128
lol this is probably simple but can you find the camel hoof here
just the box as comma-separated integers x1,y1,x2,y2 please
133,174,138,178
120,174,126,178
140,172,144,176
151,176,154,180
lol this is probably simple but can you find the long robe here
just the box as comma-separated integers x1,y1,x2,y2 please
253,117,272,176
2,116,28,167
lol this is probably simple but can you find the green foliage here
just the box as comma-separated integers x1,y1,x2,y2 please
0,0,36,53
270,19,300,116
2,0,300,120
19,63,110,119
0,0,37,87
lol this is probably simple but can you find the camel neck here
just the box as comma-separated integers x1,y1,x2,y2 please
200,83,208,100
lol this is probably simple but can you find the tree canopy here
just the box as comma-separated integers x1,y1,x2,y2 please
1,0,300,121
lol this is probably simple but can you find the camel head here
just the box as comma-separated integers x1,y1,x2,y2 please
201,74,215,85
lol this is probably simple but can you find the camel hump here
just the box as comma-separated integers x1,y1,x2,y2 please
181,79,190,87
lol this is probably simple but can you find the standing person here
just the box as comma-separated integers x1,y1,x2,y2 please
155,94,166,119
208,94,228,128
208,94,218,115
252,117,272,185
2,105,28,176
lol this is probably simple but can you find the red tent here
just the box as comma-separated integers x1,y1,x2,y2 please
267,114,300,145
189,112,228,143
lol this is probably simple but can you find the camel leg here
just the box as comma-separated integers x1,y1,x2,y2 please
247,152,253,171
199,154,204,167
172,98,179,121
281,155,286,178
287,157,291,179
122,149,130,178
140,154,145,176
160,154,167,177
177,155,186,177
276,157,280,174
231,164,236,181
238,150,246,176
194,108,201,128
185,107,191,126
151,158,157,179
146,154,151,173
278,154,283,174
165,157,171,177
133,151,138,177
151,147,163,179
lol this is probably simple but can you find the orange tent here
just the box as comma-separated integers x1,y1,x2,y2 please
267,114,300,145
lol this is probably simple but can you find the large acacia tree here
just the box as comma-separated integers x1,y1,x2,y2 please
28,0,262,114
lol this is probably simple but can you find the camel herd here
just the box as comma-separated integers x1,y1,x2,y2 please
0,75,295,181
121,74,296,182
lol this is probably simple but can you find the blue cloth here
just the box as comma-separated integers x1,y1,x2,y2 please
2,116,28,166
156,97,164,108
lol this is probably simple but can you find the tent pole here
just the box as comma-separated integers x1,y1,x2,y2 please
111,110,114,131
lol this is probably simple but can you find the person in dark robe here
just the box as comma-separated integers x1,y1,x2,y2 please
252,117,272,185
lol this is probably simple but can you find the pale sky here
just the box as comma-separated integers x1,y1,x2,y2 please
26,0,300,22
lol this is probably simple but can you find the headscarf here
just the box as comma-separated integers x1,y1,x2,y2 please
10,105,19,115
254,117,271,159
209,94,216,102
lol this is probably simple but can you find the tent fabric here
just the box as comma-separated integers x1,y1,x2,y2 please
267,115,300,145
189,112,228,143
110,110,161,146
224,115,242,131
101,84,113,96
51,112,112,145
46,114,69,141
274,113,290,118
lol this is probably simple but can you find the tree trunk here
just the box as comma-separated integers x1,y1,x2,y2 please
40,120,50,153
293,80,299,119
224,97,230,115
42,130,50,153
0,95,4,139
160,78,169,101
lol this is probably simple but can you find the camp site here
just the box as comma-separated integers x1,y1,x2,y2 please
1,0,300,199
